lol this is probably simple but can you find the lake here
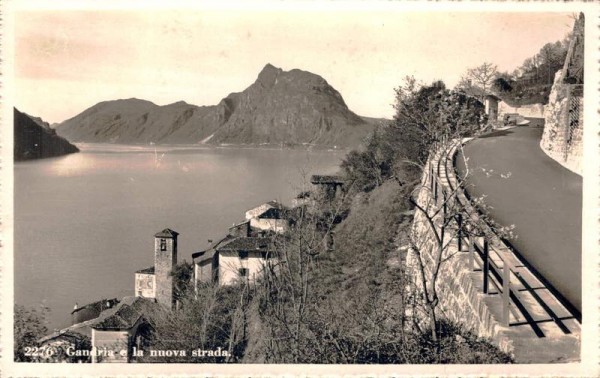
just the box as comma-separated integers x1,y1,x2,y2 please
14,144,345,330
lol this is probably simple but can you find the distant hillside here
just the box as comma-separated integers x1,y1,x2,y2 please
56,64,378,148
14,108,79,161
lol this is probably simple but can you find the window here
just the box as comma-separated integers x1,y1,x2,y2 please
239,268,249,277
239,251,248,260
160,238,167,251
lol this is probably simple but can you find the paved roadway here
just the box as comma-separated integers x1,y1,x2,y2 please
456,124,582,316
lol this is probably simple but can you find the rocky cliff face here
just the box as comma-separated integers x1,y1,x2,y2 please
56,64,377,148
14,108,80,161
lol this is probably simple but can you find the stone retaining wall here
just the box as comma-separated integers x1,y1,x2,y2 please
498,101,545,119
540,70,583,175
406,158,514,355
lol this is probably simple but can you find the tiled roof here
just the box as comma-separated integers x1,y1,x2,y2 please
266,200,284,208
485,93,502,101
194,249,215,264
71,298,119,315
229,220,250,229
217,237,273,252
135,266,155,274
310,175,345,185
191,234,234,259
91,306,141,330
258,207,290,220
246,201,285,219
40,297,159,342
91,296,157,331
154,228,179,238
38,329,90,344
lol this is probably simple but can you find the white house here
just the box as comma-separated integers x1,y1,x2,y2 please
245,200,290,233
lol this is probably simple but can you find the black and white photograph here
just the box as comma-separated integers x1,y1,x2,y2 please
2,1,598,376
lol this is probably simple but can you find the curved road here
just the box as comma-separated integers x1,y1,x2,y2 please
456,124,582,315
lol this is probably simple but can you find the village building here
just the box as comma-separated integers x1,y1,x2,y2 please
213,236,275,285
245,200,290,233
484,94,501,121
134,228,179,309
193,202,282,290
90,296,155,363
192,228,276,288
38,228,177,363
134,266,156,298
192,234,275,288
38,296,156,363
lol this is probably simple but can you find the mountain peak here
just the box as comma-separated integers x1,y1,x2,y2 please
256,63,282,87
56,64,378,148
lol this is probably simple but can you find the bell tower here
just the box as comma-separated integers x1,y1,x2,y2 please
154,228,179,308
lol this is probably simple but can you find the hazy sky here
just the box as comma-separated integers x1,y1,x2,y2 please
14,8,575,123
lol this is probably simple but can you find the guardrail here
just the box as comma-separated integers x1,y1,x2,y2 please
427,140,574,335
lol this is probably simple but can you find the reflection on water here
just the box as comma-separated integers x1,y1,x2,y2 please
15,145,344,329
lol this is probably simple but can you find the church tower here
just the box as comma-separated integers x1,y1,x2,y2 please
154,228,179,308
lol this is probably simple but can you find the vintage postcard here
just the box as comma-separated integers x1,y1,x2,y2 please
1,0,598,376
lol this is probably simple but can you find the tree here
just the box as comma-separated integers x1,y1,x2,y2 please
171,261,194,304
392,77,486,166
456,63,498,101
492,76,513,93
14,305,49,362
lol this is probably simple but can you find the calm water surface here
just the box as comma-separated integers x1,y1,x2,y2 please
15,144,345,329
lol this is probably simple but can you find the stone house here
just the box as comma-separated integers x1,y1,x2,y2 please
38,296,157,363
245,200,290,233
192,213,276,289
90,296,155,363
213,236,275,285
193,234,275,288
134,266,156,298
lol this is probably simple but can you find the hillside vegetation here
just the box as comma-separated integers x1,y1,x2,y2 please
14,108,79,161
457,14,583,106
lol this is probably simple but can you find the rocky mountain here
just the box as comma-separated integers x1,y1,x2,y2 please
56,64,377,148
14,108,79,161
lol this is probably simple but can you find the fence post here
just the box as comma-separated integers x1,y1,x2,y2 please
468,233,474,271
457,213,463,251
443,191,447,218
430,163,434,191
503,260,510,327
433,172,438,202
483,238,489,294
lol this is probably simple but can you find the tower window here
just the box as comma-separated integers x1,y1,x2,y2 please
239,268,249,277
160,238,167,251
239,251,248,260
